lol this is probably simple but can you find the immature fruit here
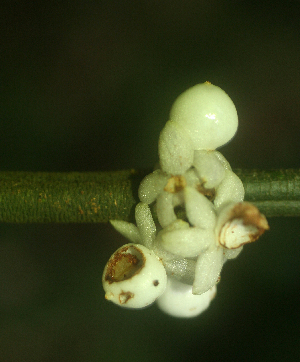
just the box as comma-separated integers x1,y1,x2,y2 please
102,244,167,308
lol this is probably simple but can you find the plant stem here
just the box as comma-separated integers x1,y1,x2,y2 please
0,169,299,223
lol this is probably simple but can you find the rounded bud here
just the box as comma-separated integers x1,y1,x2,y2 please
102,244,167,308
156,277,216,318
170,82,238,150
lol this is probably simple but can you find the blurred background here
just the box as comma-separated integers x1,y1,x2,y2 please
1,1,300,361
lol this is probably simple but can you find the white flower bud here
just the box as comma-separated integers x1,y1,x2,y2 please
213,150,232,170
158,82,238,174
184,186,216,229
102,244,167,308
160,226,215,258
184,167,201,187
138,169,169,204
156,277,216,318
214,169,245,209
169,82,238,150
158,120,194,175
135,203,156,250
193,150,226,188
156,190,177,228
193,247,224,295
162,258,196,285
109,220,140,244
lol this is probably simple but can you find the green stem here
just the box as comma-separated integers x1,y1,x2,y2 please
0,169,299,223
234,169,300,217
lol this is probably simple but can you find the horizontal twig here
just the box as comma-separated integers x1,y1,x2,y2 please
0,169,299,223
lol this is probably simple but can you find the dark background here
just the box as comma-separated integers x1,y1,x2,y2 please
1,1,300,361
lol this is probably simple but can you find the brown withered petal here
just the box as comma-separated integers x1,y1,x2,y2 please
218,202,269,249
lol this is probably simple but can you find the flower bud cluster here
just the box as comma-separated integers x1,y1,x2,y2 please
102,82,269,317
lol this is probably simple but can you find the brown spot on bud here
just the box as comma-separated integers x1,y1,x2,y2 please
119,291,134,304
164,175,187,193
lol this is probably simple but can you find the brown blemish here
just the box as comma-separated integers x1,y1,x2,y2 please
220,202,269,248
164,175,187,193
119,291,134,304
104,245,145,284
153,280,159,286
230,202,269,231
197,183,216,201
173,205,189,223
